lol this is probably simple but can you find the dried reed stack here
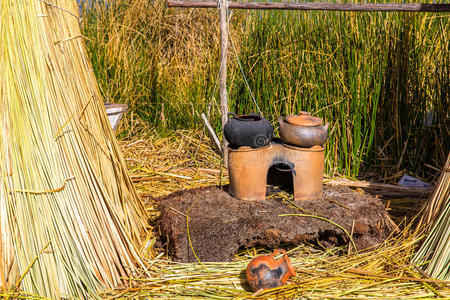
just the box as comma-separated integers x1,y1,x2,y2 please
0,0,147,298
413,153,450,279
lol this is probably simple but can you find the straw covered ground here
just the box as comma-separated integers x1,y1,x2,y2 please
98,130,450,299
3,130,448,299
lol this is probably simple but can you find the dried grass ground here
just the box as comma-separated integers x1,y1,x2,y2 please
106,130,450,299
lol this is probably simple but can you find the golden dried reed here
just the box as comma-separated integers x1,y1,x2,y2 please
0,0,147,298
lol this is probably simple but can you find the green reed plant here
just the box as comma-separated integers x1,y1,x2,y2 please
82,0,449,179
374,12,449,180
231,9,387,176
229,5,448,178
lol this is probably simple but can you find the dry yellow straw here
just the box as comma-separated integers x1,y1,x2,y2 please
0,0,147,298
418,153,450,228
414,153,450,280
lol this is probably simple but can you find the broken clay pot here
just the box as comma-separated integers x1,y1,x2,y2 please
246,249,296,292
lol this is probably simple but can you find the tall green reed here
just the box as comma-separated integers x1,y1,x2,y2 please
232,10,388,177
229,7,448,178
374,12,449,180
81,0,449,179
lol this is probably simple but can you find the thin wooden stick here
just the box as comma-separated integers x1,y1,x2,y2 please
325,178,432,198
200,113,222,154
167,1,450,12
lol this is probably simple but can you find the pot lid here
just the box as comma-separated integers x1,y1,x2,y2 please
285,112,323,126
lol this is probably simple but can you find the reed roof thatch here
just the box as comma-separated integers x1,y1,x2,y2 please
414,154,450,280
0,0,147,298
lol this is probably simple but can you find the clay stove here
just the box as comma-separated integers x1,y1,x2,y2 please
159,112,396,262
228,141,324,201
159,116,395,262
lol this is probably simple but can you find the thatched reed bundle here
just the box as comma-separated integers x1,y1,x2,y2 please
414,153,450,280
0,0,147,298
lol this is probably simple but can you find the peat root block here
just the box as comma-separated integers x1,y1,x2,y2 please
157,185,395,262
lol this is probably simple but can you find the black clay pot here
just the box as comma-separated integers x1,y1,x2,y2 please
224,112,273,149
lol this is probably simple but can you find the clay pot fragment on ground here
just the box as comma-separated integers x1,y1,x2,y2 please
246,249,296,292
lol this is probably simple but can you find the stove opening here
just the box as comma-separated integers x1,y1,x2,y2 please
267,163,293,194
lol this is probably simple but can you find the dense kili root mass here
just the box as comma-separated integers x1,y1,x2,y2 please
158,185,395,262
0,0,147,298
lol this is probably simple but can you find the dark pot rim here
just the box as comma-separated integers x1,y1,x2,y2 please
228,144,270,152
228,112,262,122
235,115,261,122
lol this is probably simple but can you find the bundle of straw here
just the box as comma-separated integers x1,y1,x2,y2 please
414,153,450,279
0,0,147,298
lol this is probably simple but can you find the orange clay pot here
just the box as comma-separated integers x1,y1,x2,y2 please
246,249,296,292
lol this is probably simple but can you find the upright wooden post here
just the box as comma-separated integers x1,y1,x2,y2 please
219,0,229,166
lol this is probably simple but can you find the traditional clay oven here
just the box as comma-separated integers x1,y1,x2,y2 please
226,112,328,201
159,112,395,263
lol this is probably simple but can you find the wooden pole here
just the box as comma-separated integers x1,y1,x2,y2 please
167,1,450,12
219,0,229,166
